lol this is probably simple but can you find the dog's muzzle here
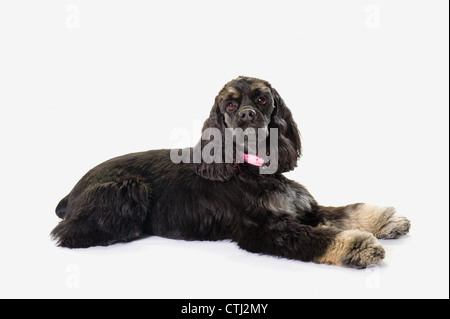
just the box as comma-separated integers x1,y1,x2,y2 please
238,106,257,123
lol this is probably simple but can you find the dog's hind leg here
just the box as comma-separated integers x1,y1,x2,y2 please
50,179,152,248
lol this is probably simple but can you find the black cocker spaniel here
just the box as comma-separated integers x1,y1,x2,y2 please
51,76,410,268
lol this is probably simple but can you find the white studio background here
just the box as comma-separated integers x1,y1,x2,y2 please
0,0,448,299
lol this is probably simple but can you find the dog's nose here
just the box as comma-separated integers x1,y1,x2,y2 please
239,109,256,122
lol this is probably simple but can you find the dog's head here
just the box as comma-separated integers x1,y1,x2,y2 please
218,77,274,135
194,76,301,181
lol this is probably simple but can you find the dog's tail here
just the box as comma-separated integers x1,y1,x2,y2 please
55,195,69,219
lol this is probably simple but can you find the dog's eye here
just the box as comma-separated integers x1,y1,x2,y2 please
227,101,237,111
257,97,267,106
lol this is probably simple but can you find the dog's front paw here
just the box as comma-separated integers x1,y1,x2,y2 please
316,230,385,269
340,230,385,268
377,214,411,239
351,204,411,239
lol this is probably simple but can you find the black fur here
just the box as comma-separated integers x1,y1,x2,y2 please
51,76,406,268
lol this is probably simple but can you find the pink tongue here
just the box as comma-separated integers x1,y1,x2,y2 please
243,153,264,166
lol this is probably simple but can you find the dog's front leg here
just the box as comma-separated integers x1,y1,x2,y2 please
316,204,411,239
233,212,385,268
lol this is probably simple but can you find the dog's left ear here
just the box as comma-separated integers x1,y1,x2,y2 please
270,88,302,172
192,97,238,182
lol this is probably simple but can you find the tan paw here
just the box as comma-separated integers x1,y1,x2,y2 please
316,230,385,269
340,231,385,268
377,215,411,239
350,204,411,239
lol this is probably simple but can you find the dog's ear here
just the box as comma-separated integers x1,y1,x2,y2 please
269,88,302,173
192,97,238,182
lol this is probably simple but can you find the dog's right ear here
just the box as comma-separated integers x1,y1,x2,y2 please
192,98,238,182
